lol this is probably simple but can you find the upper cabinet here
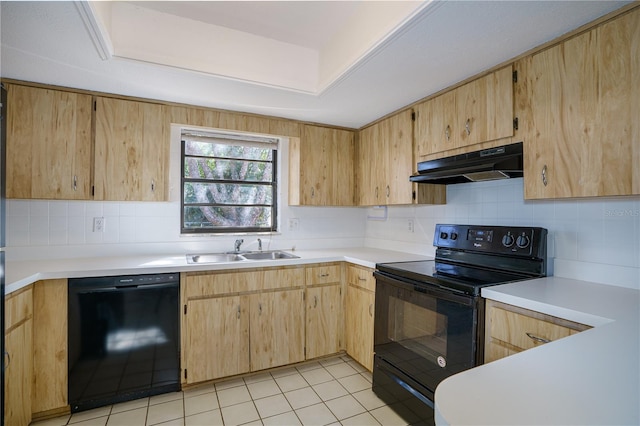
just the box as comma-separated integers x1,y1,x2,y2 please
6,84,93,200
520,7,640,199
414,66,514,159
289,124,355,206
94,97,169,201
357,110,445,206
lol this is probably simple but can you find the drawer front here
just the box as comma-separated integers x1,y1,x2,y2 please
347,265,375,292
306,264,341,286
184,271,261,298
262,267,305,290
490,307,579,351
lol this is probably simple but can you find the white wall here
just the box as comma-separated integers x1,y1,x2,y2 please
365,178,640,290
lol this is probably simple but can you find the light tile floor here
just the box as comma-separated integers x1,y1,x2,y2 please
31,355,416,426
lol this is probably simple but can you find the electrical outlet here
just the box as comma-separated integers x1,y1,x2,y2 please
288,218,300,231
93,217,105,232
408,219,414,233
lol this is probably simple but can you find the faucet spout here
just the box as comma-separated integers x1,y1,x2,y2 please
257,238,262,251
234,239,244,253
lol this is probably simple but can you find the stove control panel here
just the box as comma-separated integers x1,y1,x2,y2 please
434,224,547,258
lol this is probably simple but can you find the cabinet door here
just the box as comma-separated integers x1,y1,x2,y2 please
292,125,354,206
383,110,415,205
94,97,168,201
522,8,639,199
184,296,249,384
306,285,342,359
6,84,92,199
345,285,374,371
250,289,305,371
356,125,382,206
4,321,33,426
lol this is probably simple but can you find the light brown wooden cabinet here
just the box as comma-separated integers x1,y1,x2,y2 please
484,300,590,363
345,264,375,371
94,97,169,201
305,264,343,360
289,125,355,206
6,84,93,200
414,65,514,158
4,286,33,426
520,8,640,199
357,110,445,206
181,267,305,385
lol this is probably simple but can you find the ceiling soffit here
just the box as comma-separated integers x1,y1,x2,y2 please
79,0,430,95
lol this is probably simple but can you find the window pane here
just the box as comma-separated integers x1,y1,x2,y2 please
184,157,272,182
184,141,273,161
183,206,272,229
184,182,273,205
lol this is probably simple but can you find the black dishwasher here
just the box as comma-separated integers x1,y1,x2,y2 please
68,273,180,412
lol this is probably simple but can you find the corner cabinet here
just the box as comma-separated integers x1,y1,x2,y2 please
94,97,169,201
484,300,591,363
345,264,376,371
357,110,445,206
6,84,93,200
289,125,355,206
520,7,640,199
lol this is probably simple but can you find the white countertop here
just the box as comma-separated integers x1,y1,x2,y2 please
435,276,640,426
4,247,432,294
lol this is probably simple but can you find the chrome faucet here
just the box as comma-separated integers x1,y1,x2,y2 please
257,238,262,251
234,239,244,253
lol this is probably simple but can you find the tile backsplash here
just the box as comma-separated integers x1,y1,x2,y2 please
6,178,639,289
365,178,640,290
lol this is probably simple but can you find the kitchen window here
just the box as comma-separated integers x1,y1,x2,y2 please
181,130,278,234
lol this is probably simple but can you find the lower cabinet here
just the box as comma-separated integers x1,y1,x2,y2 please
345,265,375,371
181,267,305,385
4,287,33,426
305,264,343,360
250,289,305,371
484,299,591,363
184,295,250,383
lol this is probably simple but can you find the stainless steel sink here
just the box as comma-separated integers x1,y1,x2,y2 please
242,251,299,261
186,253,246,264
186,250,299,264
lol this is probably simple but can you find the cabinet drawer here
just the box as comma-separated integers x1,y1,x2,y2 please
184,270,261,298
306,264,341,286
346,265,375,292
5,287,33,330
489,306,585,352
262,267,305,290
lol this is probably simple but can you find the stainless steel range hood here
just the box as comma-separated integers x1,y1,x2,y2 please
410,142,523,185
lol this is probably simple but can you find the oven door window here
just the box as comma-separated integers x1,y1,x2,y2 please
375,278,477,392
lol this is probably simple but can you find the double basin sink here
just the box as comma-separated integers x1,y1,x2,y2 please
186,250,299,264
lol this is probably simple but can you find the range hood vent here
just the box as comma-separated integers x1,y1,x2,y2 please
410,142,523,185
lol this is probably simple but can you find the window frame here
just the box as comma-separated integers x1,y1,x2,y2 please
180,132,279,235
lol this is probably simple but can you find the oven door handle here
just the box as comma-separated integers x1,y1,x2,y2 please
374,270,474,306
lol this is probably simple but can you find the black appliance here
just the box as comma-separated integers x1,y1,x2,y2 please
68,273,180,413
410,142,523,184
373,224,547,425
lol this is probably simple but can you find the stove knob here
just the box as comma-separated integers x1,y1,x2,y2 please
440,232,448,240
450,232,458,240
502,234,514,247
516,235,530,248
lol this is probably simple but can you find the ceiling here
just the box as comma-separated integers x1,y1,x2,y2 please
0,1,632,129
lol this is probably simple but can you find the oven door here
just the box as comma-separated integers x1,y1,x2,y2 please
373,270,483,401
